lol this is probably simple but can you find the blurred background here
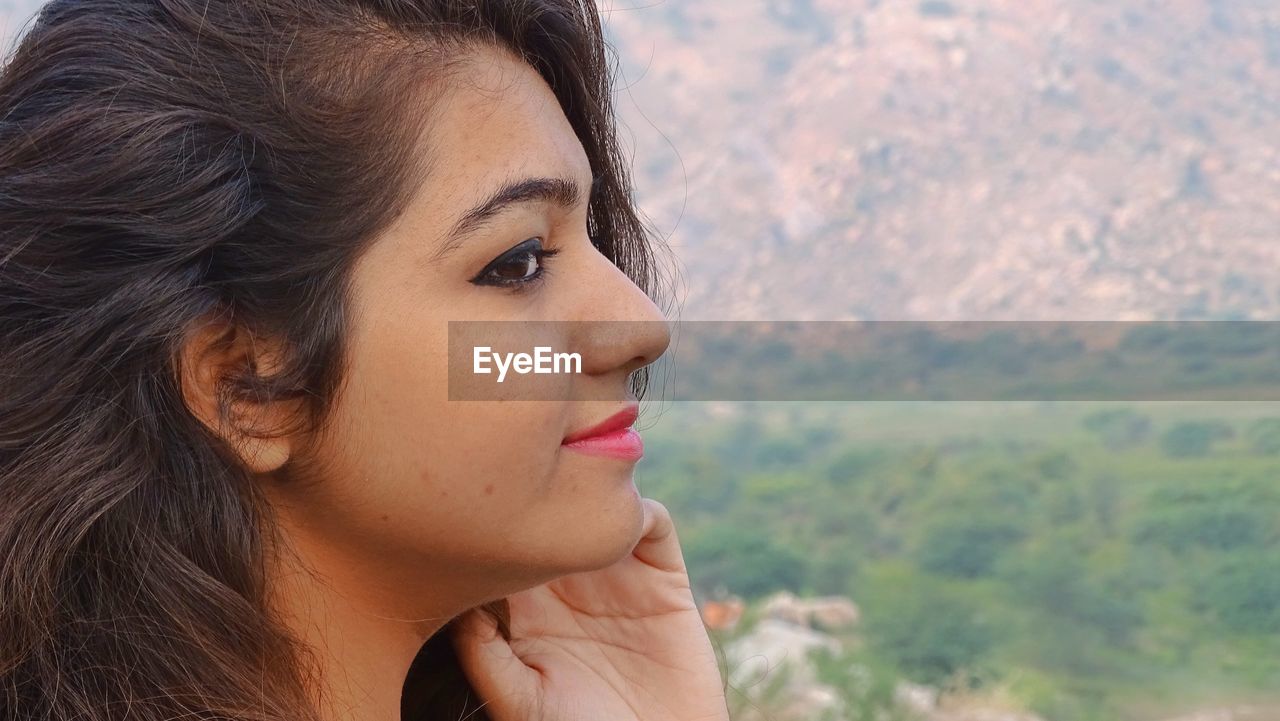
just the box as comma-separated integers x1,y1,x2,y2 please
602,0,1280,324
598,3,1280,720
5,2,1280,720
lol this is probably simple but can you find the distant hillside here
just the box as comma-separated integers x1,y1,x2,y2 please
602,0,1280,321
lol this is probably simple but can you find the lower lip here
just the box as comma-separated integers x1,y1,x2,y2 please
562,428,644,461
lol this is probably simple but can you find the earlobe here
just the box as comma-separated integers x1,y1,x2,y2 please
233,432,293,475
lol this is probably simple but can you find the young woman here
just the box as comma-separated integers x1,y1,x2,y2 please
0,1,730,720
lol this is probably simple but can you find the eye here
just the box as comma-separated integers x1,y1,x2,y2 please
470,237,559,289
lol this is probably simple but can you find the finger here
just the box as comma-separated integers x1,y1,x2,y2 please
448,607,540,718
631,497,687,573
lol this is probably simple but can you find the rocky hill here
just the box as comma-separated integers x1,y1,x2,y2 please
602,0,1280,321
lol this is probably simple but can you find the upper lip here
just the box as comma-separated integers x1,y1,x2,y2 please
562,403,640,444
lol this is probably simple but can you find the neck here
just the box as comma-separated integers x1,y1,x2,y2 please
264,517,473,721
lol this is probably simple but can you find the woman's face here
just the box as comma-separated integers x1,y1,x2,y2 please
268,43,670,604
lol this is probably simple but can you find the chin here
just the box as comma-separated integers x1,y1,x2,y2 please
562,478,646,572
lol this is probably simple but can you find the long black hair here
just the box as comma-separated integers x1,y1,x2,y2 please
0,1,665,718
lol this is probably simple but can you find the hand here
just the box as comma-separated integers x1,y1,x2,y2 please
449,497,732,721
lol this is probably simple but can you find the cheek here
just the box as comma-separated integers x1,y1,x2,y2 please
303,316,569,552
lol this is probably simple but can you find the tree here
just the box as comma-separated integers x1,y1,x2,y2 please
684,523,808,600
1194,552,1280,634
863,569,999,686
916,513,1026,578
1159,420,1233,458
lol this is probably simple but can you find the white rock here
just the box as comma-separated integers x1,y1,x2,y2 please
725,618,846,719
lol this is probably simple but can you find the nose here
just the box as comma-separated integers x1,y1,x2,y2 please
571,248,671,383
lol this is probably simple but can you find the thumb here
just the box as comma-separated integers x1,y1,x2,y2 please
448,607,541,719
631,497,688,574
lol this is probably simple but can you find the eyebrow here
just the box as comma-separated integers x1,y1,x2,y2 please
430,174,597,262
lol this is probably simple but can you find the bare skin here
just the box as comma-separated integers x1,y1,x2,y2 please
450,498,732,721
179,41,730,721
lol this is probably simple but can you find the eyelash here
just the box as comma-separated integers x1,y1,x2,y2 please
469,237,560,292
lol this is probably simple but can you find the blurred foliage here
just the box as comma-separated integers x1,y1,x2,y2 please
664,322,1280,402
636,402,1280,720
1159,420,1234,458
861,566,1001,686
684,523,808,600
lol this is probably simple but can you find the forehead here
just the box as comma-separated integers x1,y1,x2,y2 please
411,44,592,217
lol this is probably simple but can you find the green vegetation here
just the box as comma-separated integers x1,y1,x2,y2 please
659,321,1280,402
636,401,1280,721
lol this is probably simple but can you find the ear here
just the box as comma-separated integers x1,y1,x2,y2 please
177,313,299,475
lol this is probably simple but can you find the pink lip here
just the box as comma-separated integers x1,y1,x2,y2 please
562,404,644,461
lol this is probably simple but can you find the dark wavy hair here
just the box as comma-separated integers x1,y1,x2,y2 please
0,1,666,719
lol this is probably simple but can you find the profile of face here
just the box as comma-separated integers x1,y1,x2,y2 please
230,42,670,610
